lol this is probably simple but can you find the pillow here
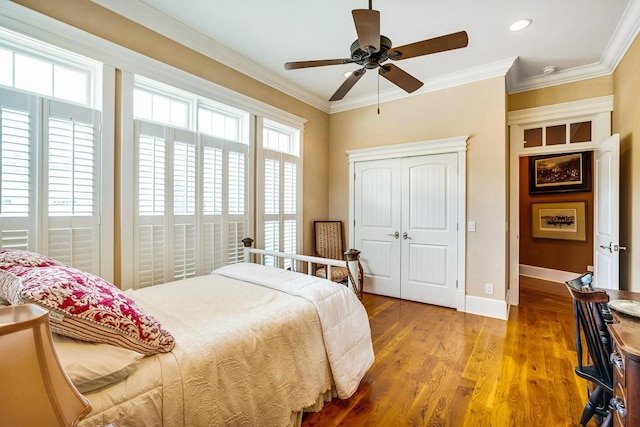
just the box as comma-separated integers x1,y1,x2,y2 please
0,269,22,305
0,248,63,269
20,265,175,356
52,334,144,393
0,249,64,305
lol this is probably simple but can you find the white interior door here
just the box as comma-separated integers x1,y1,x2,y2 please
594,134,621,289
400,154,458,307
354,159,402,297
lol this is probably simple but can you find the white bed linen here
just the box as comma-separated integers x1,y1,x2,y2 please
80,273,335,426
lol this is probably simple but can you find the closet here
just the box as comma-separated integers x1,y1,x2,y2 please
347,137,467,309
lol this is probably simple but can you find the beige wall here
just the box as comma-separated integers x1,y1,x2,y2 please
11,0,331,282
508,76,613,111
613,33,640,292
328,77,509,299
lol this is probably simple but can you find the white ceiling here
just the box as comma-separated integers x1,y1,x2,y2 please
93,0,640,113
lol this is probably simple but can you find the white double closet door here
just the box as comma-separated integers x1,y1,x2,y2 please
354,153,459,308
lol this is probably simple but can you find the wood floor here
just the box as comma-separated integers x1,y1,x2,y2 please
303,276,594,426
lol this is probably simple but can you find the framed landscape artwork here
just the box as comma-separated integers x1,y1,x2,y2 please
529,152,591,194
531,202,586,241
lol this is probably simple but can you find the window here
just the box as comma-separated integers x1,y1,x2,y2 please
523,120,593,149
0,28,98,107
130,79,250,288
0,31,104,275
258,119,301,270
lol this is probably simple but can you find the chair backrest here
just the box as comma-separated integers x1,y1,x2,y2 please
565,273,613,390
565,271,595,291
314,221,344,260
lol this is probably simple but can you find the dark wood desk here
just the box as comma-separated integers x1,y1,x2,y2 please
605,290,640,427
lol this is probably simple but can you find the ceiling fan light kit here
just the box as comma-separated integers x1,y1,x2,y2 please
284,1,469,101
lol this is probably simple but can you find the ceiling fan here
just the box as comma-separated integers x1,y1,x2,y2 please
284,1,469,101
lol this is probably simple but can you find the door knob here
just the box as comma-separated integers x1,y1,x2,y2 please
600,242,628,253
387,231,399,239
600,242,613,253
402,232,412,240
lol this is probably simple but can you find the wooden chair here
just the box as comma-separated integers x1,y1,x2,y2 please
565,273,614,427
313,221,349,284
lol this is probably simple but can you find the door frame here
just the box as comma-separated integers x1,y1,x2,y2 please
507,96,614,305
347,136,468,311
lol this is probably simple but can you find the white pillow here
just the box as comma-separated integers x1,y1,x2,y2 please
52,334,145,393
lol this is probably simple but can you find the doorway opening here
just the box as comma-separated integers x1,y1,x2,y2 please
508,96,617,306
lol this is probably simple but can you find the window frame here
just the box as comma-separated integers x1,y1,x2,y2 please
255,117,303,269
0,27,114,281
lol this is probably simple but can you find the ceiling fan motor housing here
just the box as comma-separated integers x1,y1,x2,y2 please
350,35,393,68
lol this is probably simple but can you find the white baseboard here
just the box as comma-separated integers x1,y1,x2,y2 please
465,295,508,320
519,264,582,284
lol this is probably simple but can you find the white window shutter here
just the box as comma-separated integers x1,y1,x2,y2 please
44,100,101,274
172,130,196,280
0,88,34,249
135,120,167,288
0,90,102,272
259,148,299,268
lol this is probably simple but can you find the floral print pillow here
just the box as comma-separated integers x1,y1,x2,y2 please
20,265,175,355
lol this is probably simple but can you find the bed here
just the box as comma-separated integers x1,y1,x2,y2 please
0,248,374,427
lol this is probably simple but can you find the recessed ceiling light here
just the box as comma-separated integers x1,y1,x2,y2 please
510,19,532,32
543,66,557,75
344,71,353,78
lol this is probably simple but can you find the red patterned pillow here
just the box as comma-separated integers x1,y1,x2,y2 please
20,266,175,356
0,248,63,269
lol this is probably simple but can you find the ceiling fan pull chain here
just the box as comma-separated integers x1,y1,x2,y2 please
377,72,380,114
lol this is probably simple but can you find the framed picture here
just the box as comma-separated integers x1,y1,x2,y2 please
531,202,586,241
529,152,591,194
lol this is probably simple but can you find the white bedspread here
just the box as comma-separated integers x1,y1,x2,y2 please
81,274,334,426
214,263,374,398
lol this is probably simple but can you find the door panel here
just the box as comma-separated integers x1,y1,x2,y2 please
594,134,620,289
354,154,458,306
401,154,458,307
354,159,401,297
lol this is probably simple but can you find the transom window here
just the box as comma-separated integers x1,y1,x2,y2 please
0,28,99,108
523,121,592,148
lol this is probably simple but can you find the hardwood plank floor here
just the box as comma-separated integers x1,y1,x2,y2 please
303,276,594,426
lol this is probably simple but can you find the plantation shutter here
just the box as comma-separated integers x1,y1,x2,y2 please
226,144,247,265
135,120,168,288
261,151,298,269
0,90,101,274
134,119,247,288
200,134,248,274
0,88,35,250
172,129,196,280
44,100,101,273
